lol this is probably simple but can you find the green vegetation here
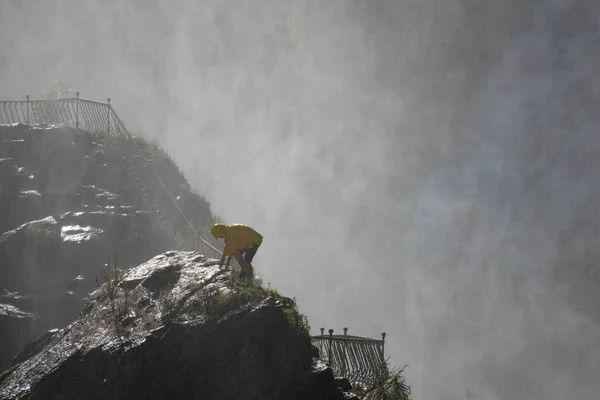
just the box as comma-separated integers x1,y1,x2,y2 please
159,280,311,339
215,284,310,338
95,261,131,335
37,81,73,125
100,130,216,251
130,135,173,163
180,282,271,321
40,81,72,99
283,296,310,338
157,284,179,321
354,360,412,400
0,372,11,386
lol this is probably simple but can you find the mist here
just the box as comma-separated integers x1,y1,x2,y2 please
2,0,599,398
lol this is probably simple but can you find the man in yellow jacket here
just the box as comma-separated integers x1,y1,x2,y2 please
211,223,263,281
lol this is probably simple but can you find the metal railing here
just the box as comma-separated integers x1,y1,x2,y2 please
312,328,387,387
0,94,223,261
1,93,117,134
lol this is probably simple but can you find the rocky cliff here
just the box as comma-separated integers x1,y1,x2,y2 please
0,251,354,400
0,123,358,400
0,124,214,370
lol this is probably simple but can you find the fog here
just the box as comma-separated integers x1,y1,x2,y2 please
1,0,599,398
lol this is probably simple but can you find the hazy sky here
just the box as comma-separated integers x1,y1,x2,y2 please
2,1,599,398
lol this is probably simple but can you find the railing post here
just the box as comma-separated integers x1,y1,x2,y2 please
26,95,29,124
341,327,348,376
320,327,324,336
106,97,111,134
381,332,386,358
75,92,80,128
328,329,334,367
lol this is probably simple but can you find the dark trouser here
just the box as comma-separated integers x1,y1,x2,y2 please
243,242,261,264
235,241,261,281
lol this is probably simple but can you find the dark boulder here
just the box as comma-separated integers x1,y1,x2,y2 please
0,251,349,400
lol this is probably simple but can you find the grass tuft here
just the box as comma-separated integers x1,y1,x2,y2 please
353,359,412,400
94,261,131,335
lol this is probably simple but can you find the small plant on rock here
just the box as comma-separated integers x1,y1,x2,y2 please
95,261,131,335
157,284,179,322
226,283,310,338
354,359,412,400
283,297,311,339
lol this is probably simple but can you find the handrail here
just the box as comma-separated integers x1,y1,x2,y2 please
109,102,222,259
0,94,223,260
311,328,387,387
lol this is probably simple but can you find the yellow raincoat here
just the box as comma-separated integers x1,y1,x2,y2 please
211,223,263,257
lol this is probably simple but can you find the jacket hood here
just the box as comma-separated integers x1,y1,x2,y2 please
211,223,227,238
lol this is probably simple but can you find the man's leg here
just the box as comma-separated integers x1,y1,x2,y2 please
242,243,261,283
234,250,249,280
242,251,254,282
244,242,261,265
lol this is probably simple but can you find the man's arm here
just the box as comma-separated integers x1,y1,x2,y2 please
218,235,230,268
221,239,235,270
219,255,231,270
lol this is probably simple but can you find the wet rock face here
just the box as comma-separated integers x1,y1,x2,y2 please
0,211,164,370
0,303,38,374
0,125,126,233
0,251,351,400
0,124,214,372
0,211,161,292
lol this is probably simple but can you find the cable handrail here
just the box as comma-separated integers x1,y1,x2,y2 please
0,94,223,260
105,101,222,258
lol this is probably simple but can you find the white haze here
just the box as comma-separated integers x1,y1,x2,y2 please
1,0,599,398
